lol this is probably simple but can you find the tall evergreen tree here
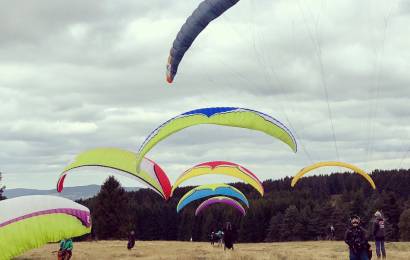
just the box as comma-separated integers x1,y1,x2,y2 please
299,205,314,240
318,202,335,238
91,176,128,239
177,210,194,241
349,190,365,217
280,205,300,241
238,209,258,242
381,192,401,240
398,208,410,241
265,213,283,242
331,206,349,240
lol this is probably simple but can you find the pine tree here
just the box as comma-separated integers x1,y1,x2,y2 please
349,190,365,217
331,206,349,240
399,208,410,241
177,210,194,241
158,204,179,240
265,213,283,242
238,209,257,242
299,206,314,240
318,202,335,238
92,176,128,239
280,205,300,241
381,192,401,241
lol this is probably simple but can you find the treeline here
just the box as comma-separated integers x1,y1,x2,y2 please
78,169,410,242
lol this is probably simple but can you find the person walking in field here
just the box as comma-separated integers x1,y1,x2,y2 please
215,230,224,247
127,230,136,250
373,211,386,259
329,224,335,240
223,222,235,251
345,215,372,260
58,238,73,260
210,231,216,245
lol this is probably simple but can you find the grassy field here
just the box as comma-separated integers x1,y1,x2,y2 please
17,241,410,260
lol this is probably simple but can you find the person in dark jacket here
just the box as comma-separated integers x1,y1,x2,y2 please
373,211,386,258
345,215,371,260
127,230,136,250
210,231,216,245
223,222,235,251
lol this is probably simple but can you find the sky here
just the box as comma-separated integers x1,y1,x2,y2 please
1,0,409,190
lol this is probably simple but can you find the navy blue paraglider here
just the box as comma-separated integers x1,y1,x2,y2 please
166,0,240,83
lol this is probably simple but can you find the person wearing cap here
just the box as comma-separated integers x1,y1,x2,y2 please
344,215,371,260
373,211,386,258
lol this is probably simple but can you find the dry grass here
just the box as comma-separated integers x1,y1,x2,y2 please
17,241,410,260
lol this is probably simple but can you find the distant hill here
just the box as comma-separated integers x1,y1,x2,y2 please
4,185,139,200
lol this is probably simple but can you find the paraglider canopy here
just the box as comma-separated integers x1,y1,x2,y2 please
291,161,376,189
0,195,91,259
57,147,171,199
176,183,249,213
166,0,241,83
171,161,264,196
195,196,246,216
136,107,297,171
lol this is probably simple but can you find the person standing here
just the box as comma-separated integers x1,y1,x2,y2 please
215,230,224,247
58,238,73,260
344,215,371,260
127,230,136,250
329,224,335,240
223,222,235,251
210,231,216,245
373,211,386,259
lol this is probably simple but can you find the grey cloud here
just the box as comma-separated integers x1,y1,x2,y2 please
1,0,409,189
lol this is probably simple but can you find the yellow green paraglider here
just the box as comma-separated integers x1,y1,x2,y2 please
0,195,91,259
58,148,171,199
136,107,297,171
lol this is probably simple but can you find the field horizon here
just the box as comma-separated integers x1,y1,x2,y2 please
17,240,410,259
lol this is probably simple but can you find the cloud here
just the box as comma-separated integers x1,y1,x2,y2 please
0,0,409,189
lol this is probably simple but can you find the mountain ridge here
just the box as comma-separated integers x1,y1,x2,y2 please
4,184,139,200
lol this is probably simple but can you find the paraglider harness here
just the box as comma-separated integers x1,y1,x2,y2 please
350,229,371,257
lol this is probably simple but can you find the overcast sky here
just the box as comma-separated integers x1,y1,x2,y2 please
1,0,409,190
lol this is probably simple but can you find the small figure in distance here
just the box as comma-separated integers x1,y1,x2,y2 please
210,231,216,246
127,230,136,250
329,224,335,240
215,230,224,247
